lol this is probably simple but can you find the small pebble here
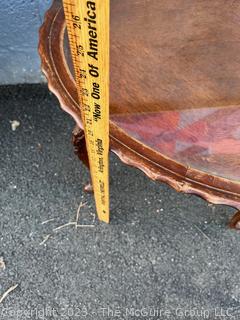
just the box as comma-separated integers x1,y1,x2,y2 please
10,120,20,131
0,257,6,271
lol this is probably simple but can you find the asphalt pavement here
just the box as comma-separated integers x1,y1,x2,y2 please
1,84,240,320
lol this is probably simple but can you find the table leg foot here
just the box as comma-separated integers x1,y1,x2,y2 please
229,211,240,229
72,126,89,169
72,126,94,193
84,182,94,193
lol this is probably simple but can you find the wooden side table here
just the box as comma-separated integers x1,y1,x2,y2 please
39,0,240,227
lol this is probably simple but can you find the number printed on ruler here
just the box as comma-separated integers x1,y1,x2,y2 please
63,0,110,223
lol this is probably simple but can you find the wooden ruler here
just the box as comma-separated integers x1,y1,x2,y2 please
63,0,110,223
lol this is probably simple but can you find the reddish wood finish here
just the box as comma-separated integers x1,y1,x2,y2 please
39,0,240,224
229,211,240,229
72,126,93,193
72,126,89,169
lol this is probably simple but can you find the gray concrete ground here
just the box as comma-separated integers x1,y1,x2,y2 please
1,84,240,320
0,1,51,84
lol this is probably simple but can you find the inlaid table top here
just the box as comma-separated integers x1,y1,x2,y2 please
39,0,240,209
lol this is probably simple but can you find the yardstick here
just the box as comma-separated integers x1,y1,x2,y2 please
63,0,110,223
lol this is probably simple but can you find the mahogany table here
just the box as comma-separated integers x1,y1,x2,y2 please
39,0,240,227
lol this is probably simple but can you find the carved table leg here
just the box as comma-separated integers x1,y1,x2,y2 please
229,211,240,229
72,126,93,193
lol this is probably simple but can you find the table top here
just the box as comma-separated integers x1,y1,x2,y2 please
39,0,240,208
